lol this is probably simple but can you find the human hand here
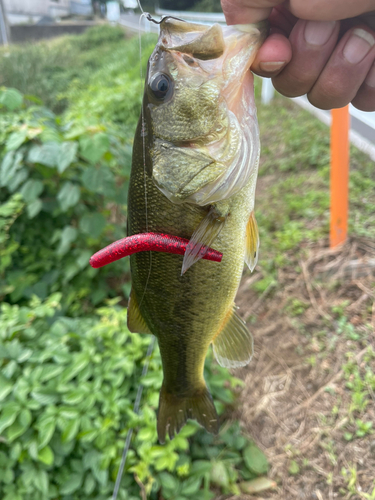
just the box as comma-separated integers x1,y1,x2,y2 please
221,0,375,111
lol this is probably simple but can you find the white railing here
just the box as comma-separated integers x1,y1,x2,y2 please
155,7,225,24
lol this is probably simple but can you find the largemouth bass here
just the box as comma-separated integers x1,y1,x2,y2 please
128,17,267,443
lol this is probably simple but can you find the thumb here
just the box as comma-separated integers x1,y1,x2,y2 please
221,0,284,24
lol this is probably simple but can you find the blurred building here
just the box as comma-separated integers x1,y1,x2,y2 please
3,0,93,22
3,0,71,18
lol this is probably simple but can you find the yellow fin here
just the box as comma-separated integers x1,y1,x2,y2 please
157,384,219,444
245,210,259,272
127,290,152,334
212,306,253,369
181,206,226,275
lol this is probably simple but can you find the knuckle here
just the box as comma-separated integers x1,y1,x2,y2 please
352,89,375,111
272,69,314,98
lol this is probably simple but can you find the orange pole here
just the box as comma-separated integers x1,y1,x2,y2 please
330,106,350,248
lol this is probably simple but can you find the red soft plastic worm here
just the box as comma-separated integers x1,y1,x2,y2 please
89,232,223,268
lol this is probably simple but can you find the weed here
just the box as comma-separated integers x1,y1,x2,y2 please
285,298,309,317
341,465,358,496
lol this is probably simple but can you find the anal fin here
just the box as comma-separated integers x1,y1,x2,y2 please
245,210,259,272
212,305,253,368
127,289,152,334
182,206,226,275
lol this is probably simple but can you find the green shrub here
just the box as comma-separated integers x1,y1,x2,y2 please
0,25,155,114
61,34,157,127
0,87,131,313
0,294,269,500
74,24,126,50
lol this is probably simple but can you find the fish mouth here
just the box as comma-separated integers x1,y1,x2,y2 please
148,19,267,206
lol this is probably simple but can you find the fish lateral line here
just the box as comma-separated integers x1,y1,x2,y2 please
89,232,223,268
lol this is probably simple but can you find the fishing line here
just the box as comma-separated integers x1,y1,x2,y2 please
137,10,153,310
112,9,187,496
112,337,156,500
112,8,156,500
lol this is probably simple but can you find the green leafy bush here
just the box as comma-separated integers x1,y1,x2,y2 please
0,26,123,112
0,25,156,115
0,294,269,500
0,86,131,313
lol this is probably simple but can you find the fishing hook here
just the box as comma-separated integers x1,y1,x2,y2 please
144,13,187,25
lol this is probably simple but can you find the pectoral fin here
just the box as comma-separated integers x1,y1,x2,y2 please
212,306,253,368
127,290,152,334
181,206,226,275
245,210,259,272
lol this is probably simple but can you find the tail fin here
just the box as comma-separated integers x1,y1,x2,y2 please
157,384,219,444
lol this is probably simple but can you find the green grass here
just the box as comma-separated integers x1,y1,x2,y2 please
250,80,375,277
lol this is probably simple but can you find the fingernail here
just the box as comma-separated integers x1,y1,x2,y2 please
343,29,375,64
259,61,286,73
304,20,336,46
365,64,375,88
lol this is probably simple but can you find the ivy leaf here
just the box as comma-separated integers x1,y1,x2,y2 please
31,387,58,406
81,165,115,197
79,133,109,164
7,169,28,193
56,226,78,256
188,460,213,477
62,389,85,405
5,130,27,151
243,444,269,475
38,446,54,466
0,374,12,401
158,472,179,492
79,213,106,239
57,141,78,173
19,408,32,428
59,472,83,495
7,418,29,442
27,143,60,168
27,198,43,219
210,461,229,488
61,418,80,443
0,401,20,434
33,469,49,495
37,417,56,449
20,179,44,203
84,474,96,495
180,476,202,496
57,182,80,212
0,88,23,110
0,151,24,188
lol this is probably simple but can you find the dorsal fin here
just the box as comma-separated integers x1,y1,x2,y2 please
212,306,253,368
245,210,259,272
127,289,152,334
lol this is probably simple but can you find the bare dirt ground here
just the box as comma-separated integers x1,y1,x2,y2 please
233,233,375,500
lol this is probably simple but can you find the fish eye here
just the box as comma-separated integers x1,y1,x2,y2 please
150,74,171,99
